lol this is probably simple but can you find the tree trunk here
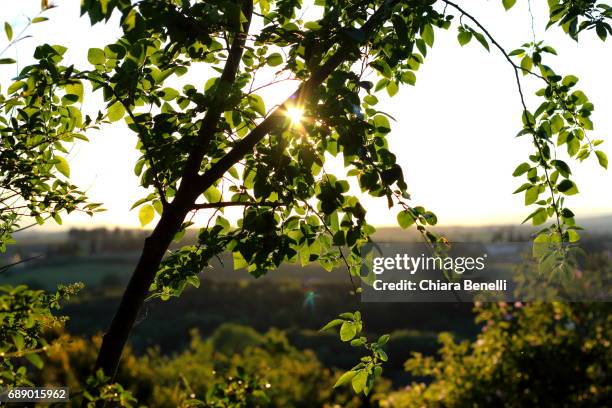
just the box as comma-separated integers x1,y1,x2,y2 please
92,191,196,378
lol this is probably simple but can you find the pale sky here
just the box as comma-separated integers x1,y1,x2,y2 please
1,0,610,230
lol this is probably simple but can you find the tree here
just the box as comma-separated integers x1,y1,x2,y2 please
2,0,609,398
387,257,611,407
389,298,611,405
0,4,101,254
0,3,102,393
78,0,610,387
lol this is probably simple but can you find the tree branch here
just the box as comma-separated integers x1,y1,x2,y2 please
191,0,401,197
441,0,564,236
181,0,255,181
192,201,283,210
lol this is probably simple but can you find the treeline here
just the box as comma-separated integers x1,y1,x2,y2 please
62,279,476,384
30,301,610,407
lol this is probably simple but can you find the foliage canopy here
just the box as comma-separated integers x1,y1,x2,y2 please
0,0,610,401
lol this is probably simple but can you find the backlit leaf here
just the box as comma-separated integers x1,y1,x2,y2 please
502,0,517,11
107,101,125,122
87,47,105,65
55,156,70,177
139,204,155,226
595,150,608,169
4,22,13,41
340,321,357,341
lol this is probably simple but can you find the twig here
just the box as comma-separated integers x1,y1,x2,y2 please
192,201,283,210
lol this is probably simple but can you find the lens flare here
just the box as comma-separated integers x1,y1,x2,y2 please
286,106,304,125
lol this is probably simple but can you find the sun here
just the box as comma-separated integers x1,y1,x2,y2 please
285,106,304,125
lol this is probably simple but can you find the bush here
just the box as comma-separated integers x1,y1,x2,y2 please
36,324,383,407
384,301,611,407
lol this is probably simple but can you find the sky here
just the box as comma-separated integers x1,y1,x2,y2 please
1,0,611,230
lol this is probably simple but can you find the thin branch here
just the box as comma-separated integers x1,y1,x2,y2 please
117,97,169,207
192,201,283,210
181,0,255,182
0,254,43,274
301,198,358,294
247,76,300,95
442,0,564,237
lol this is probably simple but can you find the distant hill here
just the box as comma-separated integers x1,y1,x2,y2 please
373,212,612,242
11,213,612,246
580,213,612,232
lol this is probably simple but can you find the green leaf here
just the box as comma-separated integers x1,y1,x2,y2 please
153,200,163,215
552,159,571,177
203,186,222,203
134,160,145,177
249,94,266,116
532,233,551,258
375,78,389,91
107,101,125,122
512,163,530,177
351,370,368,393
65,81,84,103
595,150,608,169
421,24,434,47
520,56,533,74
32,17,49,24
562,75,579,87
473,32,490,51
513,183,532,194
7,80,25,94
160,87,179,101
561,208,575,218
130,196,152,210
304,21,321,30
567,229,580,243
378,334,390,345
267,53,283,67
532,208,548,226
139,204,155,226
186,275,200,288
373,115,390,132
525,186,539,205
233,251,248,270
87,47,106,65
363,95,378,105
320,319,344,331
12,333,25,350
502,0,517,10
386,81,399,97
340,321,357,341
397,210,415,229
55,156,70,177
401,71,416,86
350,338,366,347
0,58,16,64
334,370,357,388
457,31,472,46
596,23,607,41
550,115,564,133
557,179,578,195
4,22,13,41
25,353,44,369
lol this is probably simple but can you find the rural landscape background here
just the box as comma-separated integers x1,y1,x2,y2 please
1,0,611,406
2,216,611,405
